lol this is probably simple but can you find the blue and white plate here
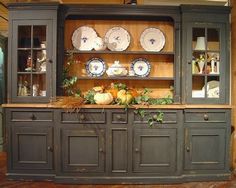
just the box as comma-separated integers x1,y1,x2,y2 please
72,26,98,51
86,58,106,77
140,27,165,52
130,58,151,77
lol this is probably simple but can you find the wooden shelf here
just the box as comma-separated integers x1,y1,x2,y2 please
65,49,175,56
77,76,174,81
192,73,220,76
18,72,46,75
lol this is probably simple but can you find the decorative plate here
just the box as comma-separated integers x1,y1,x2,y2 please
140,27,165,52
130,58,151,77
104,27,131,51
72,26,98,51
86,58,106,77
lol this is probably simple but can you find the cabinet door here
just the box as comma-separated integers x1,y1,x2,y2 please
11,124,53,170
184,128,226,170
61,128,105,173
185,23,228,104
11,20,53,103
133,128,177,173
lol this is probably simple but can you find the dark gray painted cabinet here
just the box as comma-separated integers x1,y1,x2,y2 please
61,128,106,173
4,2,232,185
8,3,58,103
184,109,231,172
5,108,54,179
182,5,230,104
133,128,177,173
11,124,53,170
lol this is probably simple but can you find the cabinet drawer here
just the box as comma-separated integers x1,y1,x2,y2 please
11,111,53,122
111,110,128,124
184,110,227,123
61,110,106,124
133,110,178,124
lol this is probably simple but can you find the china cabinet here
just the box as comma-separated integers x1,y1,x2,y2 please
7,3,58,103
182,5,230,104
3,2,232,184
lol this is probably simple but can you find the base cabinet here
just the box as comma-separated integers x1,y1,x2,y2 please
184,109,231,173
184,128,226,170
5,108,231,183
11,124,53,170
61,128,105,173
133,128,177,173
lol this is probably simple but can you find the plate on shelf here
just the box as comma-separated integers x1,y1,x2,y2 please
71,26,98,51
130,58,151,77
140,27,165,52
86,58,106,77
104,27,131,51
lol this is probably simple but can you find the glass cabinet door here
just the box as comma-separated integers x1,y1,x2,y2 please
186,23,227,104
12,20,52,103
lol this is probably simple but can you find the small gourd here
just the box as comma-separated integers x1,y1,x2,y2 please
94,92,113,105
117,89,133,105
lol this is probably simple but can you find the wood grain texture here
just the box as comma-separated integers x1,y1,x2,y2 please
1,103,232,109
231,0,236,170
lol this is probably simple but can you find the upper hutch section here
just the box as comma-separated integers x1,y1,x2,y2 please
6,3,230,105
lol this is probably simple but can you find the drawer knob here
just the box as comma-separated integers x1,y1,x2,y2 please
99,148,103,152
30,114,36,120
47,146,53,152
46,58,53,63
135,148,139,152
80,114,85,120
203,114,209,121
186,146,190,152
116,115,122,120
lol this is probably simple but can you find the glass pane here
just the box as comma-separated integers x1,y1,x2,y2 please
18,50,32,72
192,28,206,51
33,74,46,97
18,26,31,48
207,28,220,51
33,26,46,48
207,52,220,75
192,76,205,98
33,50,47,72
17,74,31,96
207,76,220,98
192,52,206,74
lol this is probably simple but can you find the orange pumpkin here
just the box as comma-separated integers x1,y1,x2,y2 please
106,88,118,98
128,88,139,98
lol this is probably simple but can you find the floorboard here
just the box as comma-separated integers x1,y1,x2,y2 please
0,152,236,188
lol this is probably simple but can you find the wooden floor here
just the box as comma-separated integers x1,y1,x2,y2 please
1,152,236,188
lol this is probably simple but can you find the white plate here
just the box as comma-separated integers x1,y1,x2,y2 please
86,58,106,77
130,58,151,77
72,26,98,51
140,27,165,52
104,27,130,51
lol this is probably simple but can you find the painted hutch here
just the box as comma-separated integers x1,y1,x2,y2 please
3,2,231,184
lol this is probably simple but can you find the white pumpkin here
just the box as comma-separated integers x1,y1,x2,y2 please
94,92,113,105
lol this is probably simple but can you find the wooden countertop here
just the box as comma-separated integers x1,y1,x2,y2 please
1,103,232,109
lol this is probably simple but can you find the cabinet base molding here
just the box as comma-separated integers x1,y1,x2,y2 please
6,173,55,181
5,173,231,184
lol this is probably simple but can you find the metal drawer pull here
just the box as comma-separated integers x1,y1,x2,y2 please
46,58,53,63
135,148,139,152
116,115,122,120
203,114,209,121
47,146,53,152
30,114,36,120
80,114,85,120
99,148,103,152
186,146,190,152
